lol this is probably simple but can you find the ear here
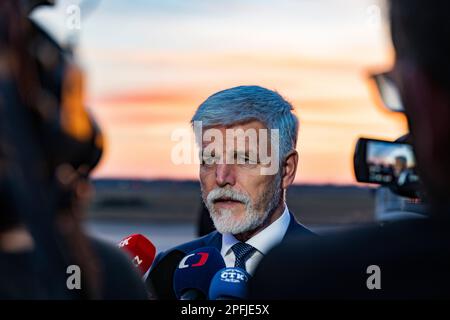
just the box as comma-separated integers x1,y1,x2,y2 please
281,150,298,189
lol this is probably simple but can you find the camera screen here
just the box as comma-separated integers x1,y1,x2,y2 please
366,141,419,185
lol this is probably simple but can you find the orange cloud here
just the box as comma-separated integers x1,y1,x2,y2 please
87,44,403,185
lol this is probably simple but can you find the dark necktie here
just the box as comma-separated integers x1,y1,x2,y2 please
231,242,256,271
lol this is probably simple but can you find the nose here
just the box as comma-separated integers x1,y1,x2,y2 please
215,164,236,187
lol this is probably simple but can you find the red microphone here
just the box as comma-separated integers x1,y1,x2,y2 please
118,234,156,275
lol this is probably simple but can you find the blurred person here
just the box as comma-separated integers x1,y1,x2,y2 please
393,156,407,177
250,0,450,299
146,85,315,299
376,135,426,222
0,0,147,299
392,156,411,186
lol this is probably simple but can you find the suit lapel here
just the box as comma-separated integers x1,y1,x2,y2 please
204,231,223,251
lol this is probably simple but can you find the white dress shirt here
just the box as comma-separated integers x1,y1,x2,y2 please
220,204,291,275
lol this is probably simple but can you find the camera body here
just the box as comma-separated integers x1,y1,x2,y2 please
354,137,421,199
353,137,427,221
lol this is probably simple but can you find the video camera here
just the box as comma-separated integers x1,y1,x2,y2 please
354,136,421,199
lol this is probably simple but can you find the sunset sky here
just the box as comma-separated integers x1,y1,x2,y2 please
33,0,407,184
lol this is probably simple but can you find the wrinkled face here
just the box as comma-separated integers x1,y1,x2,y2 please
199,120,282,235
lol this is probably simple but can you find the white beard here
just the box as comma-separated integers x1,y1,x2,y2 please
203,174,282,235
209,206,270,235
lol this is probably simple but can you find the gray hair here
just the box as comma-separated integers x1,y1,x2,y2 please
191,85,299,163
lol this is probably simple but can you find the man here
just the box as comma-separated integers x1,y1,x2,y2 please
146,85,315,299
250,0,450,299
392,156,411,186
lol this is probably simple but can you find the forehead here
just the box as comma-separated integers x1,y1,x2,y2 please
200,120,267,148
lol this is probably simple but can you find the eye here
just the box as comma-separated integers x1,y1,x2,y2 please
238,154,257,165
202,155,217,166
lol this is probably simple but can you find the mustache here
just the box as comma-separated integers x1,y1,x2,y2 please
206,187,251,206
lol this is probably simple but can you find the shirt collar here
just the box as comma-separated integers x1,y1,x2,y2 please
221,204,291,256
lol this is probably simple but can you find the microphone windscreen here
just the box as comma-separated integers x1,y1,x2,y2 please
118,234,156,275
173,247,225,299
209,267,250,300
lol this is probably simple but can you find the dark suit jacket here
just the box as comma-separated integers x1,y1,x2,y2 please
249,216,450,299
145,212,315,299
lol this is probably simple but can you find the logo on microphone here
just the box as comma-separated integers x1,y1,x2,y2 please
220,269,249,283
118,236,131,248
178,252,209,269
132,255,143,267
